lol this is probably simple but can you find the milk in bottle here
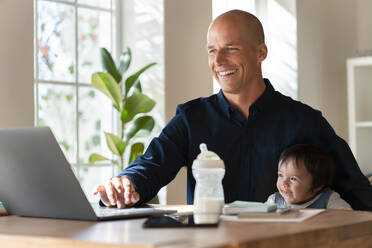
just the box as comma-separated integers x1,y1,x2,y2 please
192,143,225,224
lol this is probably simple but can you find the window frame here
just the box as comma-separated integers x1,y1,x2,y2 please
34,0,121,180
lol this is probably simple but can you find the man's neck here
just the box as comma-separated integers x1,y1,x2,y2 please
223,79,266,119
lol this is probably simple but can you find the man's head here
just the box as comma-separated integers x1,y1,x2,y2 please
207,10,267,95
276,144,334,204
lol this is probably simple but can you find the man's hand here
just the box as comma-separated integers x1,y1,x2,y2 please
93,176,140,208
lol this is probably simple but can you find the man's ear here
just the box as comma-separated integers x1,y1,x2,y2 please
258,43,268,62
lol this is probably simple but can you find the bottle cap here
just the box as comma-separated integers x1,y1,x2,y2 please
192,143,225,169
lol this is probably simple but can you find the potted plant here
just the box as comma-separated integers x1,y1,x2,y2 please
88,47,156,173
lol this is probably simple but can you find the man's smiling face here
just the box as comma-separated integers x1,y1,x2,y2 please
207,18,263,95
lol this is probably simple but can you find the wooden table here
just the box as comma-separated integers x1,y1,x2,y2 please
0,208,371,248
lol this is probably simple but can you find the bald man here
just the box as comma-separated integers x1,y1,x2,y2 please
95,10,372,211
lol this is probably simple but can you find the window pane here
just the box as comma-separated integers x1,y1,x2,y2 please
78,0,112,9
78,86,113,163
37,1,75,82
264,0,297,99
38,83,77,163
78,8,112,83
79,165,114,202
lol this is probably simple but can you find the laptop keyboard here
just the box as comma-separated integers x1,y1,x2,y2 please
93,205,166,217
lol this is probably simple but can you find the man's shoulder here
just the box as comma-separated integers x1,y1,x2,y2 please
273,90,322,117
177,94,218,113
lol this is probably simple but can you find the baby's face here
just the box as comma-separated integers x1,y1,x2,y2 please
276,159,318,204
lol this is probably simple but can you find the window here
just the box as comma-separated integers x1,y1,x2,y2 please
212,0,298,99
120,0,166,203
35,0,118,201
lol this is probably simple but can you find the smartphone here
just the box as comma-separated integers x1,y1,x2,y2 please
142,215,219,228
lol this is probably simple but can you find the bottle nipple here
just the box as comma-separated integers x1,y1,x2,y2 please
200,143,207,152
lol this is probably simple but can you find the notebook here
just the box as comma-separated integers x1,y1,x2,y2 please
237,208,299,219
0,126,175,221
223,201,277,215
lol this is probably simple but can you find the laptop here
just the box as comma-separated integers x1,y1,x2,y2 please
0,126,175,221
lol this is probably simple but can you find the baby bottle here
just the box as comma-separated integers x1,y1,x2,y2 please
192,143,225,224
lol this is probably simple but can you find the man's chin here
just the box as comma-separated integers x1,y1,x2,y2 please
217,80,240,92
220,86,241,95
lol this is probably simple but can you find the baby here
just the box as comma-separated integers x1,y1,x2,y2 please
266,144,352,209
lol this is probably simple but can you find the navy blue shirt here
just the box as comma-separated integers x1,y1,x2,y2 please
120,79,372,211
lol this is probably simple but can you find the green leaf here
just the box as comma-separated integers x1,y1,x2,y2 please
128,143,144,164
121,93,156,123
134,80,142,93
95,120,101,130
100,47,122,83
65,94,73,102
68,65,74,75
88,90,95,98
118,47,131,75
104,132,126,156
125,116,155,142
82,61,93,66
128,80,142,96
92,135,101,146
92,72,123,111
125,62,156,96
89,153,110,163
59,141,70,151
38,118,45,126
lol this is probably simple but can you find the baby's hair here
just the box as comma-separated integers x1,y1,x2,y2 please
279,144,333,191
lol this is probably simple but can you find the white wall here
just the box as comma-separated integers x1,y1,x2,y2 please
357,0,372,51
164,0,213,120
0,0,34,127
297,0,372,141
164,0,213,204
